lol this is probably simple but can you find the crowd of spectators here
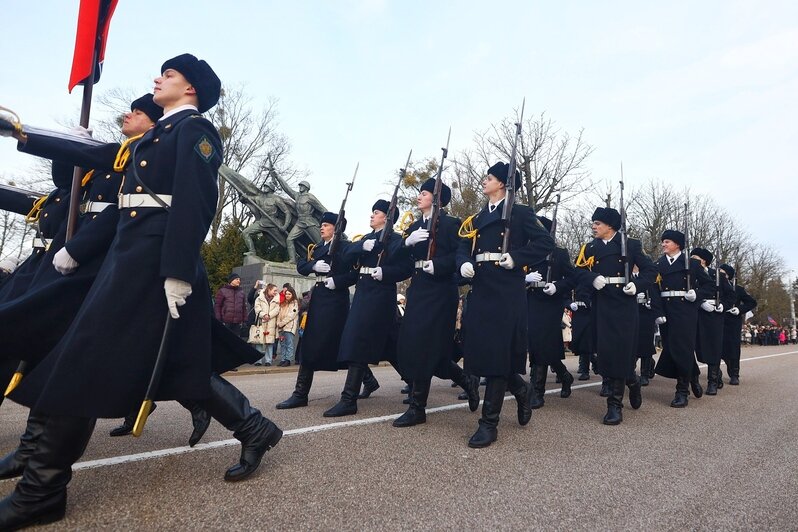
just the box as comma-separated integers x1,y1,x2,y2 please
742,324,797,346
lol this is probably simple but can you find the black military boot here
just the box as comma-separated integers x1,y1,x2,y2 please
671,376,689,408
508,374,533,426
729,362,740,385
603,379,625,425
529,365,547,409
717,367,725,389
393,380,430,427
196,375,282,481
600,377,611,397
400,383,411,394
690,373,704,398
276,365,314,409
553,361,574,398
358,366,380,399
402,382,413,405
0,414,47,481
179,401,211,447
627,374,642,410
591,354,599,375
109,402,157,437
451,363,480,412
468,377,506,448
577,353,590,380
324,364,366,417
0,416,96,530
639,357,651,386
706,364,719,396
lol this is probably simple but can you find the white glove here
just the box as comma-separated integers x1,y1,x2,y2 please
362,239,375,252
324,278,336,290
312,260,330,273
685,289,697,302
543,283,557,296
405,228,429,247
460,262,475,279
525,271,543,284
655,316,667,325
592,275,607,290
727,306,740,316
498,253,514,270
715,303,724,313
164,278,192,319
371,267,383,281
622,282,637,296
70,125,93,138
701,301,716,312
52,247,79,275
569,302,579,312
422,260,434,275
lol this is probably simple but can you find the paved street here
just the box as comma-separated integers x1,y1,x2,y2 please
1,345,796,530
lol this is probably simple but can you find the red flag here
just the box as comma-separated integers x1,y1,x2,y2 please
68,0,119,92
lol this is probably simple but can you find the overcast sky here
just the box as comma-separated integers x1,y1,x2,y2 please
2,1,796,275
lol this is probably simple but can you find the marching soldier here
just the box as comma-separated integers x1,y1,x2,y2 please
275,212,358,409
457,162,554,448
323,199,413,417
653,231,713,407
391,178,480,427
0,55,281,529
719,264,757,385
635,266,663,386
574,207,657,425
569,283,596,381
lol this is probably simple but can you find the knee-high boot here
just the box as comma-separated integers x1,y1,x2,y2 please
603,379,625,425
0,413,48,480
671,375,689,408
600,376,611,397
393,379,430,427
276,365,315,409
626,374,642,409
177,400,212,447
705,364,719,395
0,416,96,530
468,377,507,448
639,357,652,386
324,364,366,417
577,353,590,380
450,362,480,412
196,374,282,481
507,374,532,426
552,360,574,398
358,366,380,398
529,364,547,409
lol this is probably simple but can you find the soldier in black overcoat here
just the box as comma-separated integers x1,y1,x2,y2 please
573,207,657,425
718,264,757,385
634,269,664,386
275,212,358,409
0,55,281,530
653,230,714,408
569,283,596,381
691,247,735,395
456,162,554,448
391,179,480,427
323,199,413,417
525,215,591,408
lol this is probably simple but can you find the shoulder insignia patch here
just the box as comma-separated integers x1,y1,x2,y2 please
195,136,215,162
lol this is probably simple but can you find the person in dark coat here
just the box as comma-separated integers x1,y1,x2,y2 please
569,283,595,381
653,230,714,408
456,162,554,448
390,178,480,427
634,269,664,386
0,55,281,530
691,247,734,395
323,199,413,417
275,212,358,409
573,207,657,425
214,272,248,337
525,215,587,408
719,264,757,385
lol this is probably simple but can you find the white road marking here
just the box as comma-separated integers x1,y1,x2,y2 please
2,349,794,477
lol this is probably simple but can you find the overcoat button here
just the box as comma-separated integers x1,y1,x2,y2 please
130,211,137,218
55,198,60,203
154,138,160,143
136,186,143,192
43,213,48,218
106,174,111,179
97,194,103,200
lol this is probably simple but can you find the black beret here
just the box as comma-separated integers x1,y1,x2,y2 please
591,207,622,231
227,272,240,282
130,93,163,123
161,53,221,113
372,199,399,224
661,229,685,250
487,161,522,190
320,211,346,232
719,263,735,279
420,178,452,207
537,216,553,233
690,247,714,265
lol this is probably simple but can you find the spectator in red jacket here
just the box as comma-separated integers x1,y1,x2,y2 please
214,273,248,337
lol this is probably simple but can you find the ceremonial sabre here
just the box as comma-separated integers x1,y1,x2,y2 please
133,314,174,437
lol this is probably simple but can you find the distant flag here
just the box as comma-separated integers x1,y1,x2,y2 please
68,0,119,92
767,315,779,326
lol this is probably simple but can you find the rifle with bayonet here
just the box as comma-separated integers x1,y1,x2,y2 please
426,128,451,260
501,98,525,255
714,231,721,306
684,202,691,291
544,193,561,283
0,183,45,200
377,150,412,266
619,164,630,284
328,163,358,269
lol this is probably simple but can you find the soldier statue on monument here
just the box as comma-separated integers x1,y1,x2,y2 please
270,170,326,263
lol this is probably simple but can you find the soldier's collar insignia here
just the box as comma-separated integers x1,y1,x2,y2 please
195,136,214,162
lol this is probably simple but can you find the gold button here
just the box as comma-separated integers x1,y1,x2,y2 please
165,123,172,129
105,174,111,179
130,211,137,218
43,213,48,218
92,215,97,219
477,234,481,238
500,232,504,236
97,194,103,200
154,138,160,143
140,160,147,167
494,261,499,266
136,186,143,192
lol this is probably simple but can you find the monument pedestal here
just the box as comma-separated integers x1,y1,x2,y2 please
235,255,317,296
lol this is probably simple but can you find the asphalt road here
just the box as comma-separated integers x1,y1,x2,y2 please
1,345,796,531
